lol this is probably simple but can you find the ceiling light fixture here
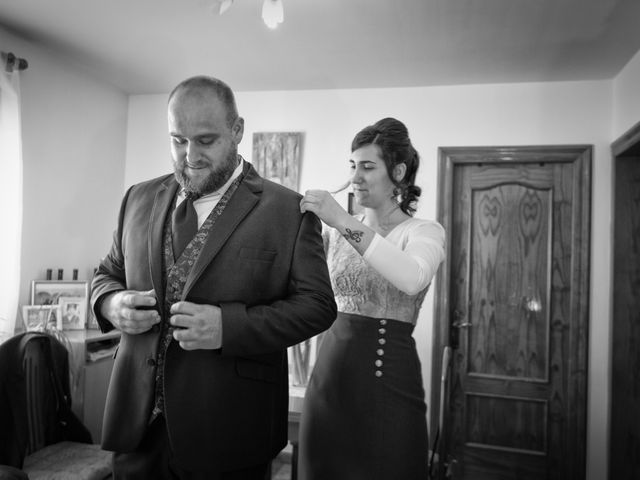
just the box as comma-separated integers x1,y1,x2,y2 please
261,0,284,29
215,0,284,30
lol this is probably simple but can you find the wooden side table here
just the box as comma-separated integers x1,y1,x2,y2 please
65,329,120,442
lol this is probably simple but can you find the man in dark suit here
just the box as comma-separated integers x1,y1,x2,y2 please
90,75,336,479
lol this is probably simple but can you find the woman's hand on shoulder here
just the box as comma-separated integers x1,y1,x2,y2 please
300,189,349,228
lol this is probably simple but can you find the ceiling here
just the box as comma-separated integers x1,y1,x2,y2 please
1,0,640,95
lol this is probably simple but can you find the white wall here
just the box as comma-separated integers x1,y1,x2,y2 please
613,48,640,138
0,26,128,313
126,79,614,480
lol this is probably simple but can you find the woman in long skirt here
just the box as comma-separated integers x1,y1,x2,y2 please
298,117,446,479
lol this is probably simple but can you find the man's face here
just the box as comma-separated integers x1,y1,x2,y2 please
168,90,244,195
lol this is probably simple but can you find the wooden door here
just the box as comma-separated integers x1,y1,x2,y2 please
431,146,591,480
610,122,640,480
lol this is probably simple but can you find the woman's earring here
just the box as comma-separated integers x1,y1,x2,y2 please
392,186,402,202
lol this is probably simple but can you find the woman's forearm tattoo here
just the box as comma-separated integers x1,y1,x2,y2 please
343,228,364,243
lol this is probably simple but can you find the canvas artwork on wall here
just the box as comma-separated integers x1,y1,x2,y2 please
252,132,304,191
252,131,322,390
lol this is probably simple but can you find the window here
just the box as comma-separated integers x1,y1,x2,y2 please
0,65,24,343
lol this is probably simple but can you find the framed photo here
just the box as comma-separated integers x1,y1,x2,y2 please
58,296,87,330
22,305,62,331
31,280,89,306
31,280,89,328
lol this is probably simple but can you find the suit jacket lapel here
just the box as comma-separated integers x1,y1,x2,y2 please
149,176,179,307
182,164,263,297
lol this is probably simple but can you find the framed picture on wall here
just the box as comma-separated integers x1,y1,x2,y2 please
252,132,304,192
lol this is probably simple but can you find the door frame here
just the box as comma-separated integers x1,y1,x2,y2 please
430,145,591,479
611,120,640,156
609,120,640,479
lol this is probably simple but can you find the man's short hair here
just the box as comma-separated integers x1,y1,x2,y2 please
168,75,239,126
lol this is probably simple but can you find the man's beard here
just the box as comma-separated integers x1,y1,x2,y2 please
174,149,239,196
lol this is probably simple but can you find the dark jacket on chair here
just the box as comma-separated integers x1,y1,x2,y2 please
0,332,91,468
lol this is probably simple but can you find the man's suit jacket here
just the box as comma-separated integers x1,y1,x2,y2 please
90,163,336,472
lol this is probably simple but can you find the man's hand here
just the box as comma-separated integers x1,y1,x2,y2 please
170,301,222,350
101,289,160,335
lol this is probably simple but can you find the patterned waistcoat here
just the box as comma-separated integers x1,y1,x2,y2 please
150,170,245,420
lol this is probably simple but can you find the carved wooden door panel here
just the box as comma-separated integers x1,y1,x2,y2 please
432,147,590,480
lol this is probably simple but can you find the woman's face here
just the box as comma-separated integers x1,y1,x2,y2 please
349,144,395,209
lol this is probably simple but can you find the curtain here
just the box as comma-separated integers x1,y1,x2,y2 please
0,62,24,344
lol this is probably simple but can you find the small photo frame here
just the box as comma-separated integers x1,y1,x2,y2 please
58,297,87,331
22,305,62,331
348,192,364,216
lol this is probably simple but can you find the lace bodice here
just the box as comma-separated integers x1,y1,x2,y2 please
325,217,445,324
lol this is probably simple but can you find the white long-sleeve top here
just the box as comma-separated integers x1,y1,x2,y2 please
363,219,446,295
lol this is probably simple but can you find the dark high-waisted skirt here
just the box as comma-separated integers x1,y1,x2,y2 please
298,312,428,480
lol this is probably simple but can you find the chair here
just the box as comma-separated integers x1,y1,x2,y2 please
0,332,111,480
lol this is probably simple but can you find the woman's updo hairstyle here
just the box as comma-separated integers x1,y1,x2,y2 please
351,117,421,216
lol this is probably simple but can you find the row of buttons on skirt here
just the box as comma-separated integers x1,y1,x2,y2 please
375,319,387,377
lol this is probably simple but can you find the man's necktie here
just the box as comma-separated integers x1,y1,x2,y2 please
172,193,199,258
